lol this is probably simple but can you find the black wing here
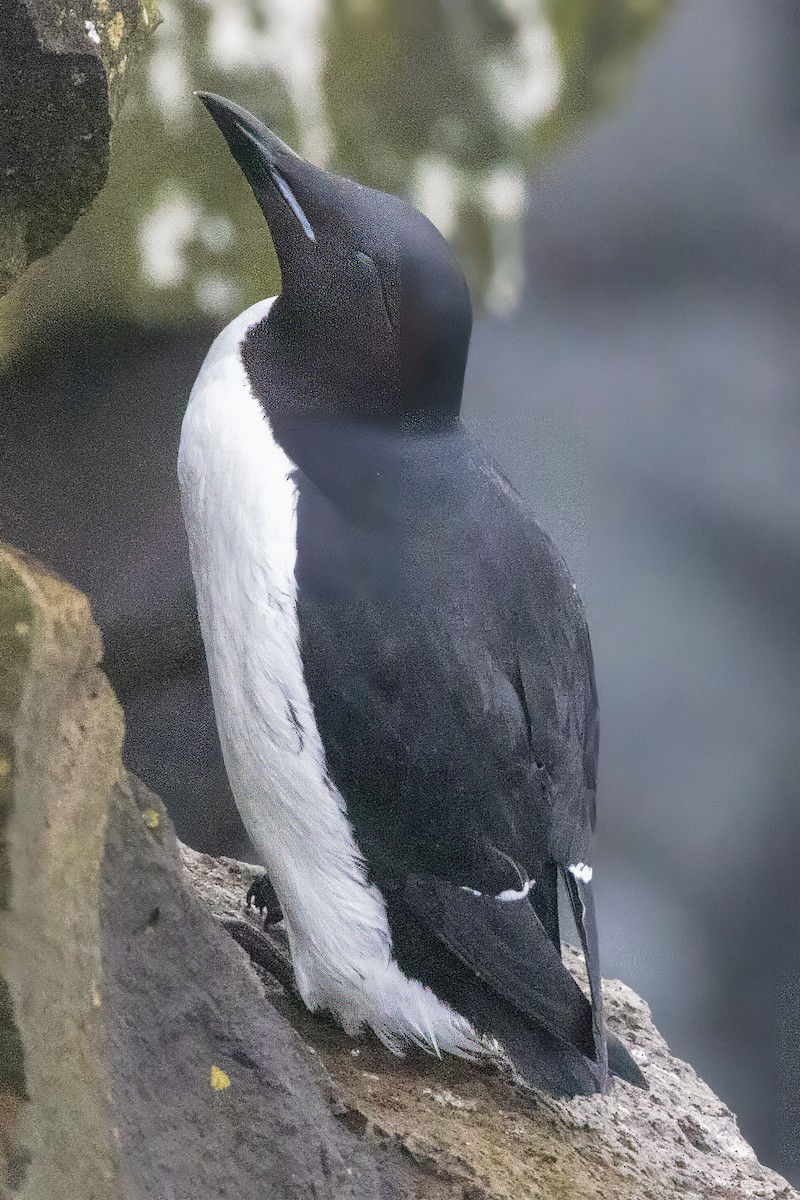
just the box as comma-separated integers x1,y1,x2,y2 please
278,415,640,1091
290,437,552,888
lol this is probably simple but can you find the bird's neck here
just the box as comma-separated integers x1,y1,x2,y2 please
241,299,466,425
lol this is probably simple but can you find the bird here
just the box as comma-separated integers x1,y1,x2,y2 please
178,91,645,1097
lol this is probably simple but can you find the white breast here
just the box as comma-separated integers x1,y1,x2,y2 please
178,298,481,1058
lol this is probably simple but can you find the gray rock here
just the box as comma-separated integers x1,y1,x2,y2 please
0,544,125,1198
182,845,800,1200
0,0,159,296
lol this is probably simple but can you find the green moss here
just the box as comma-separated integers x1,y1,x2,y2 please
323,0,516,191
0,557,34,1114
534,0,675,152
0,557,35,912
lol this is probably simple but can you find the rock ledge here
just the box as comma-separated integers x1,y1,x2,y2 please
182,844,798,1200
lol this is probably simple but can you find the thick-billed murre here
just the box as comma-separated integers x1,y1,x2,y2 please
179,91,644,1096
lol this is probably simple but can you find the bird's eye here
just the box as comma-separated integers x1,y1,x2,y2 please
354,251,395,330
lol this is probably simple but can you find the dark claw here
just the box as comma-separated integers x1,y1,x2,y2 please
246,872,283,926
223,918,297,995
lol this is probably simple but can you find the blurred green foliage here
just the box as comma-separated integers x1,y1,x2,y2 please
0,0,672,361
539,0,672,148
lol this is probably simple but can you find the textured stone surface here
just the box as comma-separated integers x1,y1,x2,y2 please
183,844,800,1200
0,0,159,296
99,774,435,1200
0,544,124,1198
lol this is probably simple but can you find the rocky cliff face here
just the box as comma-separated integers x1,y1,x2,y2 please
0,545,124,1197
0,543,796,1199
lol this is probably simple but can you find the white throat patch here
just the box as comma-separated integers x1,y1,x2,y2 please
178,298,481,1059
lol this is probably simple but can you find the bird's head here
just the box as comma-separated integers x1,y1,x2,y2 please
196,93,472,428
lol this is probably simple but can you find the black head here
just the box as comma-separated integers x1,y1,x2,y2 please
196,92,472,428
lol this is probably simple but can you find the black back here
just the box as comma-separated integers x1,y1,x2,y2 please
264,410,598,895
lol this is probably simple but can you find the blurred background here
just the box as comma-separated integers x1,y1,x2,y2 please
2,0,799,1182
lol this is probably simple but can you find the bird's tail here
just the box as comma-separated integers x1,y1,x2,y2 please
561,865,646,1089
395,873,608,1095
392,870,646,1095
561,866,608,1089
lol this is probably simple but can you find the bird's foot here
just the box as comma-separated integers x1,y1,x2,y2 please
222,918,297,995
246,872,283,927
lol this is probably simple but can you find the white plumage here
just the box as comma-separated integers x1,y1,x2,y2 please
178,298,482,1058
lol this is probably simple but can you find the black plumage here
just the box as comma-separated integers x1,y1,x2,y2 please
194,92,645,1095
267,411,642,1092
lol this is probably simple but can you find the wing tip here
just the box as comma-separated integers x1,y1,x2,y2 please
608,1033,648,1089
